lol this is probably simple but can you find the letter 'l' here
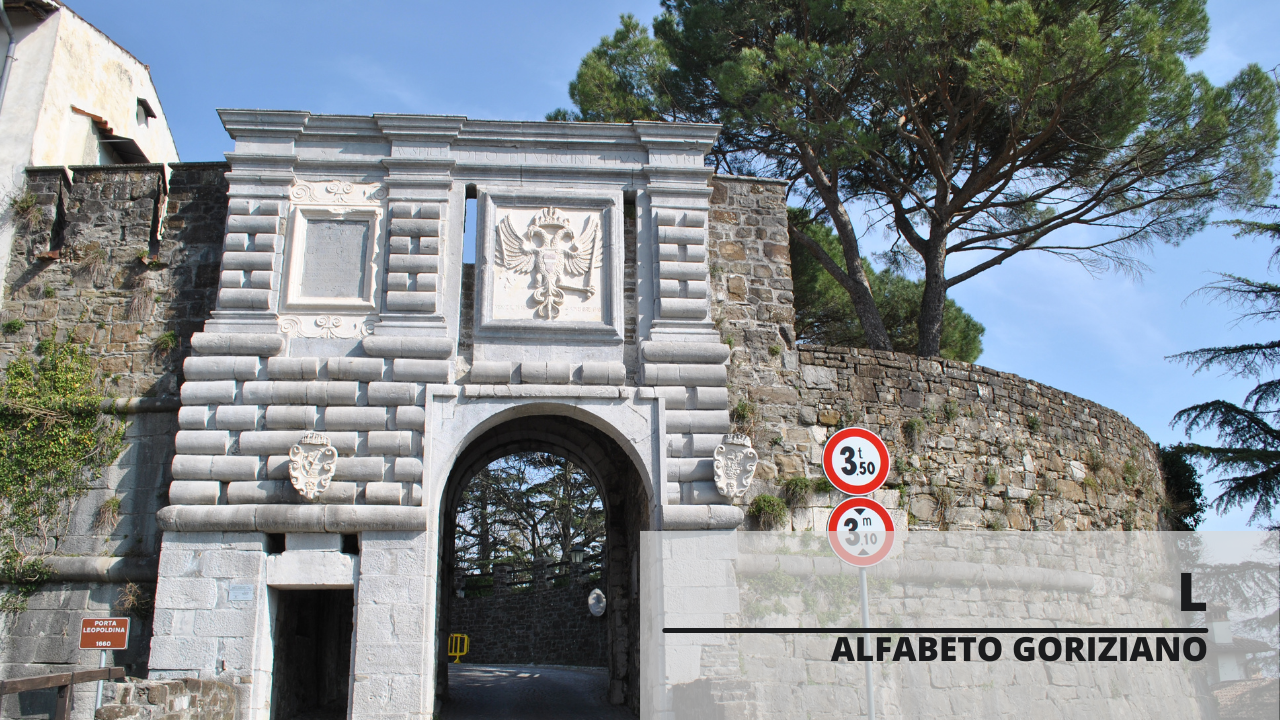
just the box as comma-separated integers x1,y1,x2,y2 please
1181,572,1206,611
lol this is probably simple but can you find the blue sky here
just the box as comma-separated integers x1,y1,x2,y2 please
66,0,1280,528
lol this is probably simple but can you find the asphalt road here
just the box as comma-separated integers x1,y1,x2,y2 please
442,664,635,719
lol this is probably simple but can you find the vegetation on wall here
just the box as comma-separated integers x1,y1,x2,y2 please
7,192,48,239
0,340,125,612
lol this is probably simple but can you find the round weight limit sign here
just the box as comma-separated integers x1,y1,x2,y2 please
822,427,890,495
827,496,895,567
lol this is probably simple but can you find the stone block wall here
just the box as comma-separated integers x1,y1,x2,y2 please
705,175,1166,532
96,677,235,720
449,583,608,667
1,164,229,720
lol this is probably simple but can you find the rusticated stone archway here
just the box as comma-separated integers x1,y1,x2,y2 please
437,414,649,714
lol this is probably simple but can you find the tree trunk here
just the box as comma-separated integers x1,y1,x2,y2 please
794,145,893,351
478,485,491,566
917,238,947,358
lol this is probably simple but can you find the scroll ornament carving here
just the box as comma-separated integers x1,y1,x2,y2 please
290,180,388,205
288,432,338,501
713,433,758,501
496,207,602,319
279,315,374,339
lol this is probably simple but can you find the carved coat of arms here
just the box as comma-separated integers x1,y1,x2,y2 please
496,207,602,319
288,432,338,501
714,433,758,501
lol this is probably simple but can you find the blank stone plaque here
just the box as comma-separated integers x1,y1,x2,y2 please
301,220,369,298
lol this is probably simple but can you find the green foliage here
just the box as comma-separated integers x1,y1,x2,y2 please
1086,449,1106,475
152,331,178,354
741,568,800,619
94,496,122,531
453,453,604,573
0,341,125,610
1171,193,1280,528
2,319,24,334
902,418,925,446
730,399,756,425
6,192,45,236
0,549,49,613
943,401,959,423
1121,502,1139,530
1026,414,1042,432
1159,444,1206,530
42,286,56,299
0,342,124,534
747,494,789,529
789,213,984,362
780,476,822,505
562,0,1279,358
1122,460,1140,486
547,14,670,122
985,468,999,486
768,344,781,357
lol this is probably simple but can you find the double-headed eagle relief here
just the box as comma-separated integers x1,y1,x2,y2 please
497,207,602,319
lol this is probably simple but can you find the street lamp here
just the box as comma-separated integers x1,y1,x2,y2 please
570,545,586,565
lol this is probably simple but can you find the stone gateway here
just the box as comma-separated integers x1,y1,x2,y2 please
148,111,736,720
0,110,1174,720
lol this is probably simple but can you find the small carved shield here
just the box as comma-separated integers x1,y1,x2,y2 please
714,433,758,501
288,432,338,501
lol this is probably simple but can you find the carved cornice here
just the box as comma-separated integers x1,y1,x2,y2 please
218,109,310,139
279,315,375,339
288,180,387,206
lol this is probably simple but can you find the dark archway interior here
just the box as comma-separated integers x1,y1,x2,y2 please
270,589,353,720
437,414,649,714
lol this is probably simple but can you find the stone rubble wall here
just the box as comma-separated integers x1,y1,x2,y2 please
1,164,228,720
95,678,235,720
705,176,1166,532
448,583,608,667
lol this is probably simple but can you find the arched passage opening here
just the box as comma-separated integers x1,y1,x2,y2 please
437,413,649,715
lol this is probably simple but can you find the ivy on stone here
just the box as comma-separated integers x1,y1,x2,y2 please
0,340,125,612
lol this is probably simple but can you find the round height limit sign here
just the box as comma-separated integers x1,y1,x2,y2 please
828,496,896,566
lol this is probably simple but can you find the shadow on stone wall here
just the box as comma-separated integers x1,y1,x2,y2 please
449,583,608,667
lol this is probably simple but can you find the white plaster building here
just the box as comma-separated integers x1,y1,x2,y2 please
0,0,179,285
153,110,739,719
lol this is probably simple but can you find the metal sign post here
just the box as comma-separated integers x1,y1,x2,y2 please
78,618,129,710
823,426,893,720
860,567,875,720
95,650,106,709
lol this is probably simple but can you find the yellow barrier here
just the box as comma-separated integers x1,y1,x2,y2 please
448,633,469,663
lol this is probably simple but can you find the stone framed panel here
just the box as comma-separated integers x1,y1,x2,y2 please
474,190,622,342
281,183,386,314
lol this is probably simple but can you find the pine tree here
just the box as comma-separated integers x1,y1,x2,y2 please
1171,194,1280,528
